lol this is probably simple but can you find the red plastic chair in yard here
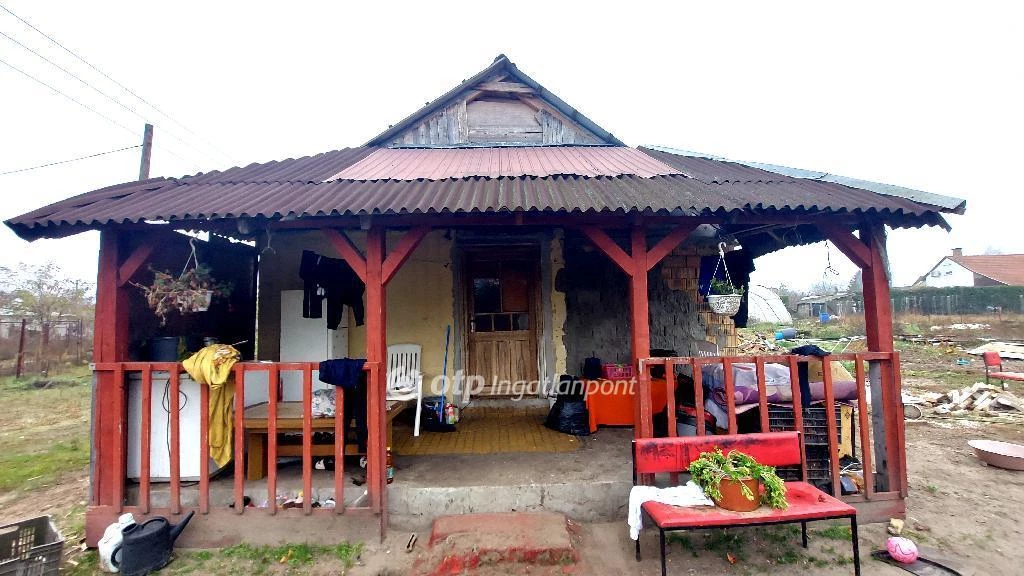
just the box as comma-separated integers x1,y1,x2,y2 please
982,351,1024,390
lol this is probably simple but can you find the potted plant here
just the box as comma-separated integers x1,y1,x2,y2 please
688,449,788,512
706,279,744,316
134,265,231,326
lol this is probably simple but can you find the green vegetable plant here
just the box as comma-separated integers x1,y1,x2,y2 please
689,449,788,509
709,278,745,296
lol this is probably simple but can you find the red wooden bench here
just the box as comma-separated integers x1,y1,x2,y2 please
983,351,1024,389
633,431,860,576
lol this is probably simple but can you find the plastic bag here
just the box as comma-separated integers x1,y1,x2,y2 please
545,398,590,436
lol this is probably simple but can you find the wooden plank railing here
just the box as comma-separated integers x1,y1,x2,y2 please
638,352,906,511
93,360,383,519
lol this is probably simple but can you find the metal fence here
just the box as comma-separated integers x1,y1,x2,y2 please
0,319,89,377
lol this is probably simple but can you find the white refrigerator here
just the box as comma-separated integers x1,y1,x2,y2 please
240,289,348,405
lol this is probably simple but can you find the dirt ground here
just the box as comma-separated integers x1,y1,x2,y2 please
2,340,1023,574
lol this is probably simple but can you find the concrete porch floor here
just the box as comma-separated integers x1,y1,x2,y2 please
126,399,634,530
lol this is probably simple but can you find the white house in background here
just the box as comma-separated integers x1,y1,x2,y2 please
914,248,1024,288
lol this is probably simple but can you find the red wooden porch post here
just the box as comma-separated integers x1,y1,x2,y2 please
324,225,430,532
92,230,131,509
823,222,903,495
630,227,653,439
581,223,694,439
859,224,902,494
364,227,387,516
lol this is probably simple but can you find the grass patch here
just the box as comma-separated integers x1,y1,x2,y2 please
703,529,747,561
210,541,363,574
668,533,699,557
64,550,99,576
0,368,92,494
814,525,852,541
0,438,90,492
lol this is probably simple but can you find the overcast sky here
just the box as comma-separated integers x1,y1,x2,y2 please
1,1,1020,292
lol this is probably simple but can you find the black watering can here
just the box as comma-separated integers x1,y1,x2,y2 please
111,511,194,576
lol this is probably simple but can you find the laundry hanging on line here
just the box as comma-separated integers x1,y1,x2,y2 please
299,249,365,327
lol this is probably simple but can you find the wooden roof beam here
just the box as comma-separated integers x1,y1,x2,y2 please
474,81,535,94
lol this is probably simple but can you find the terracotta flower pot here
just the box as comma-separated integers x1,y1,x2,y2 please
713,477,761,512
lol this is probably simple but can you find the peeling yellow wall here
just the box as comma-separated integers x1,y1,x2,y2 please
550,230,568,375
347,230,454,395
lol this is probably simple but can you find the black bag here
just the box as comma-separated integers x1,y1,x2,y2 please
544,397,590,436
582,357,603,380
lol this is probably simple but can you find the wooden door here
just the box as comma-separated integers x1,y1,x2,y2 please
466,251,539,396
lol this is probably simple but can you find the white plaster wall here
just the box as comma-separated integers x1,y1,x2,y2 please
922,258,975,288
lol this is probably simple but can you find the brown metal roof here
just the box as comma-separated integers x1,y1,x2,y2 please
328,146,680,180
951,254,1024,286
6,145,952,241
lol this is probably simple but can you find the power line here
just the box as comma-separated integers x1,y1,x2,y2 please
0,27,221,167
0,145,140,176
0,3,239,165
1,57,201,173
0,57,139,136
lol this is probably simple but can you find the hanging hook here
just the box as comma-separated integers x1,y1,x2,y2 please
261,229,277,255
180,237,200,278
824,241,840,277
717,241,727,258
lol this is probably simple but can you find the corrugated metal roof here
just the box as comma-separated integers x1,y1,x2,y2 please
6,162,948,242
328,146,680,180
642,145,966,214
951,254,1024,286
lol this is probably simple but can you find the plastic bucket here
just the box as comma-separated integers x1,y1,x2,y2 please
819,313,830,323
148,337,180,362
676,414,698,437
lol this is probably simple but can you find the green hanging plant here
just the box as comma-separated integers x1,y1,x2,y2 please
709,278,745,296
689,449,788,510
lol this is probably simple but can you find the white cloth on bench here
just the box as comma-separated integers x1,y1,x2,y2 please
628,482,714,540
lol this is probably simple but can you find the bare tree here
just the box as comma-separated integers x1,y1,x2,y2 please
0,262,92,373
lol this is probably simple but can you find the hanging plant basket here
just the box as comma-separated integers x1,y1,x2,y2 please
133,240,232,325
707,293,742,315
704,243,745,316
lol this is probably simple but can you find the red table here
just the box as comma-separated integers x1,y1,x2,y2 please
584,377,668,433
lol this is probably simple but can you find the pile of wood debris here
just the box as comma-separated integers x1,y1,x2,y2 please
915,383,1023,416
737,332,779,354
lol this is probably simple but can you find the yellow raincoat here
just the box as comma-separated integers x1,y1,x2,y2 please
182,344,240,468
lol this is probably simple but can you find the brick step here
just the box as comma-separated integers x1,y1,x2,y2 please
414,512,581,576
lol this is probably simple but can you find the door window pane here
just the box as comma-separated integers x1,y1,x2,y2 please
473,314,493,333
473,278,501,313
514,313,530,330
493,314,511,332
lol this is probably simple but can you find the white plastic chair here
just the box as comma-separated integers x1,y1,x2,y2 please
387,344,423,437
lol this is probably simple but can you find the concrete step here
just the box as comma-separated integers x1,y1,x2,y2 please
389,479,630,531
414,512,580,576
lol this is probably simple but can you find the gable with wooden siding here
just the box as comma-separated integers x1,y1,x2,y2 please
369,55,618,147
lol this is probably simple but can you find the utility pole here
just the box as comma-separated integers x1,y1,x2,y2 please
139,123,153,180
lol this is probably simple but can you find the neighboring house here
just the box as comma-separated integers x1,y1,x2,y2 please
6,55,965,545
914,248,1024,288
797,292,860,318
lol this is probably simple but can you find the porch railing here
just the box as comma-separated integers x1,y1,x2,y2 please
92,361,384,521
638,352,907,520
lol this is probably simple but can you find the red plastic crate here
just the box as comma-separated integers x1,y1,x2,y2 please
601,363,635,379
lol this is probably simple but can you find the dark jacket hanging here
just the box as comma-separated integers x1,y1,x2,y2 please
299,249,365,328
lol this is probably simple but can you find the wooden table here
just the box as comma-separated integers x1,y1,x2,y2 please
243,399,410,481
